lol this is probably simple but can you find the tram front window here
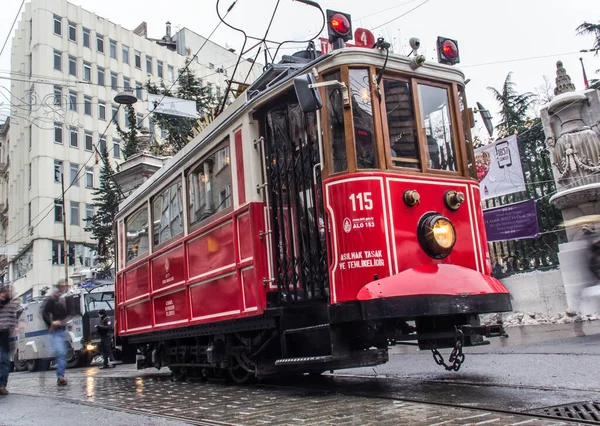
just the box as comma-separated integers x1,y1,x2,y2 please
349,68,377,169
324,72,347,173
417,84,457,172
383,78,420,169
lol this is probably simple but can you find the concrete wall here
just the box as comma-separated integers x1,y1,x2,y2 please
500,269,568,316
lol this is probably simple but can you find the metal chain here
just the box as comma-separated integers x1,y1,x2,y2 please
431,330,466,372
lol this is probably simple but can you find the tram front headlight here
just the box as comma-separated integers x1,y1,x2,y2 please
418,213,456,258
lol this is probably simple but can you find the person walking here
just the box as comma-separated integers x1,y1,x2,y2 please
0,284,19,395
42,279,69,386
96,309,114,369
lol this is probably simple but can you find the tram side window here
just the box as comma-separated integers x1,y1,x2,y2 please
417,84,457,172
152,179,183,247
188,144,232,227
324,72,347,173
383,78,420,169
459,86,477,179
125,208,149,262
349,69,377,169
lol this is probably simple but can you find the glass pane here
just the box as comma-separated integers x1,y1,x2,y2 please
349,69,377,169
152,180,183,247
188,144,232,227
126,208,149,262
418,84,457,172
324,72,347,173
383,79,420,169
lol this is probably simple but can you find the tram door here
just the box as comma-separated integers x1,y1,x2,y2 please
264,102,329,303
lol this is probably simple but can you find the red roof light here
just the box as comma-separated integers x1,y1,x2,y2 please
441,40,458,59
330,13,350,35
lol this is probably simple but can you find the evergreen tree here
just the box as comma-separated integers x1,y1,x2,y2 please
487,72,535,137
85,149,121,263
146,60,220,156
116,105,139,160
577,21,600,55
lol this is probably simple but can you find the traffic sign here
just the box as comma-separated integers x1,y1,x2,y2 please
354,28,375,48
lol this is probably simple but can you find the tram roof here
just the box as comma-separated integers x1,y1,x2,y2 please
116,47,466,217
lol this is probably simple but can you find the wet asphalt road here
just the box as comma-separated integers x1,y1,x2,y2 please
315,321,600,413
1,322,598,425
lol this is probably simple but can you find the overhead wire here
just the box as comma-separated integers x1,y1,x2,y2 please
371,0,431,31
0,0,25,58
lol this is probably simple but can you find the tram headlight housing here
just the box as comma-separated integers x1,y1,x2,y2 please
418,213,456,258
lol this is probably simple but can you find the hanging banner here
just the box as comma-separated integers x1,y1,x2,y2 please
483,199,539,242
147,94,198,119
475,135,525,200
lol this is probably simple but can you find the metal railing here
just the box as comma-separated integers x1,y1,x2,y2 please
483,126,567,279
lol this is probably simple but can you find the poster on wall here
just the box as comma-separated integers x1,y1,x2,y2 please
483,199,539,242
475,135,525,200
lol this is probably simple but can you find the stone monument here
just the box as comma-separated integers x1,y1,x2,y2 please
540,61,600,312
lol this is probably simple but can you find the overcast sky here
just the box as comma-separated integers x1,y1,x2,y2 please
1,0,599,140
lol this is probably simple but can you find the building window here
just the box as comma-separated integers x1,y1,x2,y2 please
54,85,62,106
85,204,94,222
137,113,143,129
110,39,117,59
83,61,91,81
54,122,63,144
28,202,32,226
53,15,62,36
98,101,106,120
69,91,77,112
70,163,79,186
219,184,232,210
85,131,93,151
53,50,62,71
112,104,119,125
208,62,214,70
69,127,78,148
113,140,121,158
54,200,64,222
96,33,104,53
70,202,79,225
135,82,142,100
99,136,106,153
157,60,163,79
206,82,213,96
122,45,129,64
68,56,76,76
28,164,32,188
134,50,141,68
85,168,94,188
168,65,174,84
84,96,92,115
146,55,153,74
97,67,105,86
68,21,76,42
111,72,118,90
54,160,63,182
123,77,130,91
82,27,90,47
216,86,221,98
28,126,32,150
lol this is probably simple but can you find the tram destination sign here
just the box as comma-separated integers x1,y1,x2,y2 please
474,135,525,200
483,199,539,243
148,94,198,119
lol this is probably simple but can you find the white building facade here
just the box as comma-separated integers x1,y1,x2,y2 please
7,0,262,300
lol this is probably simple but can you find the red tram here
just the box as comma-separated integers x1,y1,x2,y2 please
114,28,511,381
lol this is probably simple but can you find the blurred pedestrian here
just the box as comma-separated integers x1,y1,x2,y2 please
0,284,19,395
96,309,114,369
42,279,69,386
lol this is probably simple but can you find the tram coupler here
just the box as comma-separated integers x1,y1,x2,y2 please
456,323,508,339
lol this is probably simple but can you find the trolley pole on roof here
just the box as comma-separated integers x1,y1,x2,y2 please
61,173,69,288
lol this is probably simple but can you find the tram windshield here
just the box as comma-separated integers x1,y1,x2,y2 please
321,66,467,177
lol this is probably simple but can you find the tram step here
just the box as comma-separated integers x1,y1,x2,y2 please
275,355,333,366
283,323,330,336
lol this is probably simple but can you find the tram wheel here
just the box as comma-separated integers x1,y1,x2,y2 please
228,360,255,384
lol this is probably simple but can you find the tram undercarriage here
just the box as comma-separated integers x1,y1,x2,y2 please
132,292,509,382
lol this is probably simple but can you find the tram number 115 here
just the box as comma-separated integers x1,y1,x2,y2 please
349,192,373,211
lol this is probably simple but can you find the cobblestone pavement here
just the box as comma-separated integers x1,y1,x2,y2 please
3,366,580,426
